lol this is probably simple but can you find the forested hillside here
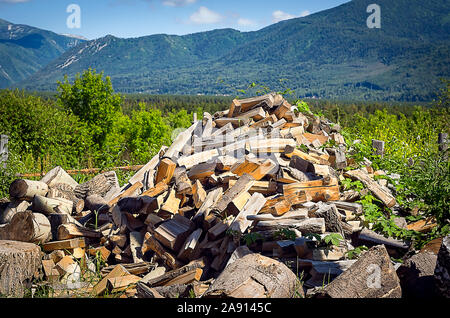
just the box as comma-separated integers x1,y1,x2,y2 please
0,19,85,88
15,0,450,101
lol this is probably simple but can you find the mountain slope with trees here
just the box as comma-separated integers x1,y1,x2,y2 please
0,18,85,88
10,0,450,101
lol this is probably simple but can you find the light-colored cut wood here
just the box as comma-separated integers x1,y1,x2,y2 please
9,179,48,200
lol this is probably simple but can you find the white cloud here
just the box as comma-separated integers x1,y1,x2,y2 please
237,18,256,27
189,6,222,24
162,0,196,7
299,10,310,17
272,10,295,23
272,9,310,23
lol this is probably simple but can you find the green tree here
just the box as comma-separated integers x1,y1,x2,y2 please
57,68,122,148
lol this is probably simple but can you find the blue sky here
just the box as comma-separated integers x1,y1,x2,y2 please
0,0,350,39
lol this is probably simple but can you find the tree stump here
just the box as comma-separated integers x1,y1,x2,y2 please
0,240,42,297
203,253,301,298
434,235,450,298
316,245,401,298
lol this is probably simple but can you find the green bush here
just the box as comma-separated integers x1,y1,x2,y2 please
57,69,122,149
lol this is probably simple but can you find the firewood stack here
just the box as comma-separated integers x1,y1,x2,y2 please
0,93,413,298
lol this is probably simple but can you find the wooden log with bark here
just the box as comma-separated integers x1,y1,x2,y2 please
9,179,48,200
0,211,51,244
316,245,402,298
203,253,301,298
345,169,396,208
0,200,30,224
40,166,79,189
47,183,85,213
74,171,119,200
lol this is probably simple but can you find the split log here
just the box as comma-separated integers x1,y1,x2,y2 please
250,115,277,129
129,231,144,263
203,253,300,298
141,182,168,198
255,218,326,234
108,181,143,206
106,275,141,293
42,237,86,253
128,146,167,186
284,146,321,165
229,179,277,195
155,158,176,185
100,262,154,277
283,177,340,202
229,193,267,235
246,209,308,221
229,94,274,117
357,228,409,252
316,245,402,298
177,149,219,170
249,138,296,153
188,162,217,180
0,211,51,244
163,121,200,161
248,159,277,181
143,259,205,287
236,107,266,121
303,133,329,146
0,240,42,297
136,282,192,298
290,155,315,173
345,169,396,208
178,228,203,261
40,166,78,189
93,264,130,296
139,266,166,285
193,188,223,223
174,167,192,195
159,188,181,216
230,156,260,176
215,117,249,128
192,180,206,209
154,214,195,252
227,190,252,217
141,232,184,270
57,223,102,240
212,174,255,216
9,179,48,200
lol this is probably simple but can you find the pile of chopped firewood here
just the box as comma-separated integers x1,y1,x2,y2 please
0,93,444,298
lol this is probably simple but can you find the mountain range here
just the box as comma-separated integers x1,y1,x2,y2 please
0,18,85,88
2,0,450,101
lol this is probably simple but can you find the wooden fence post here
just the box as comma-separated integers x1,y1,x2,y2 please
438,133,448,160
0,135,8,169
372,139,385,158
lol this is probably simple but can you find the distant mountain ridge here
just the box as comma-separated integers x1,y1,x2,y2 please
6,0,450,101
0,18,86,88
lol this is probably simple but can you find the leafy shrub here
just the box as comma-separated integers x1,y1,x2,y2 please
57,69,122,148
